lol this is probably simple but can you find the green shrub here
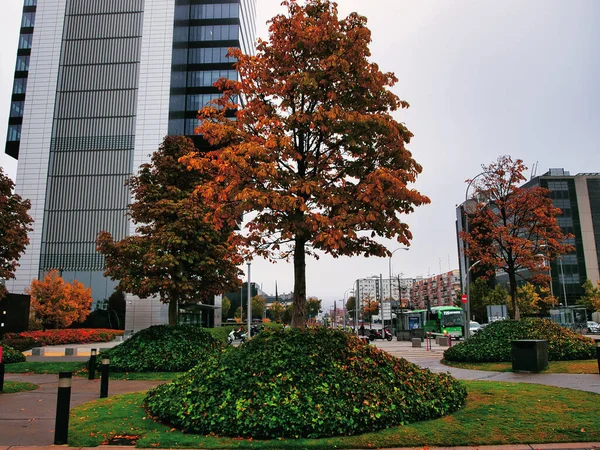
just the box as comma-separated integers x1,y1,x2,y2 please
444,318,596,363
1,344,26,363
2,337,36,351
144,328,467,439
99,325,224,372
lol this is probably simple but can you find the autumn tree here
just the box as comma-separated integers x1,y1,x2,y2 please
97,136,242,326
577,279,600,312
221,296,231,321
268,300,285,322
251,295,266,320
184,0,429,327
0,167,33,299
460,156,573,320
27,270,92,329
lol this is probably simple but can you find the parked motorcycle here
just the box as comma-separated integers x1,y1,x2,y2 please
368,327,393,341
227,327,247,344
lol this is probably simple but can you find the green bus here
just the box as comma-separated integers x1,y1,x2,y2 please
407,306,464,339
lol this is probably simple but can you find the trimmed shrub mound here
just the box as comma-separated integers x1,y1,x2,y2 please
100,325,224,372
1,344,26,363
144,328,467,439
444,318,596,363
6,328,123,346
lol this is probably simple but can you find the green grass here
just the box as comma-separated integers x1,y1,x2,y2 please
5,362,181,381
443,359,600,374
0,381,38,394
68,381,600,448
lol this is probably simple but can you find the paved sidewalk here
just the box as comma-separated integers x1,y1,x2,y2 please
1,338,599,449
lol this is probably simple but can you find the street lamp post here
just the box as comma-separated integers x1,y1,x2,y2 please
558,256,567,305
247,263,251,339
388,248,409,334
343,288,354,330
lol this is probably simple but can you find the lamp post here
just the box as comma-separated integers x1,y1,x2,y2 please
388,248,409,333
462,171,489,340
247,263,251,339
558,256,567,305
344,288,354,330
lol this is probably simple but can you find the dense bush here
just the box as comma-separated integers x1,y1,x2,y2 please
5,328,123,346
145,328,467,439
1,337,36,351
1,344,26,363
100,325,224,372
444,318,596,362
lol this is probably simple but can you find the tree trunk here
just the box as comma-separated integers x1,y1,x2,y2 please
508,271,520,320
291,237,307,328
168,297,178,326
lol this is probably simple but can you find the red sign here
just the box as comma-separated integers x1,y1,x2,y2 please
461,294,467,303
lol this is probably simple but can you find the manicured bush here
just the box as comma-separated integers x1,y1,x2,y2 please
1,337,36,351
5,328,123,346
144,327,467,439
1,344,26,363
100,325,224,372
444,318,596,363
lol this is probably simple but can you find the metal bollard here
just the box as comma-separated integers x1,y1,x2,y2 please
54,371,72,445
100,357,110,398
88,348,97,380
596,339,600,375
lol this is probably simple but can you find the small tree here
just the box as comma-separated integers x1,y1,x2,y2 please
307,296,322,320
221,296,231,321
184,0,429,327
461,156,573,320
577,279,600,312
0,167,33,299
251,295,266,320
268,300,285,322
97,136,243,326
27,270,92,329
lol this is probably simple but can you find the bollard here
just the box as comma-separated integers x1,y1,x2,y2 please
100,357,110,398
596,339,600,375
54,372,72,445
88,348,97,380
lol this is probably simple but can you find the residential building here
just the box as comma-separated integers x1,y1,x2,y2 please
456,169,600,306
408,270,461,309
4,0,256,333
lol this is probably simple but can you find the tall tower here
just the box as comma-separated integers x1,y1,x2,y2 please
4,0,256,329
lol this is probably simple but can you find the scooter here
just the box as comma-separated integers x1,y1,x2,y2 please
227,327,247,344
368,327,393,341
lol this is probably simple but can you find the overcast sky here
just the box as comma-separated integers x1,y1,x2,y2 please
1,1,598,308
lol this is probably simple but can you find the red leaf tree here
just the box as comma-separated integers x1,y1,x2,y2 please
27,270,92,329
0,167,33,299
97,136,243,326
460,156,573,319
183,0,429,327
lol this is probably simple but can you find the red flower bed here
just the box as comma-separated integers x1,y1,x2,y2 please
5,329,124,346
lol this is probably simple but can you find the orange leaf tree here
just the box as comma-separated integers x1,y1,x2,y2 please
460,156,573,320
27,269,92,329
0,167,33,299
96,136,242,326
183,0,429,327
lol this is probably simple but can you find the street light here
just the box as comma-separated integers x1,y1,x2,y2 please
462,171,489,340
558,256,567,305
388,248,409,333
344,288,354,330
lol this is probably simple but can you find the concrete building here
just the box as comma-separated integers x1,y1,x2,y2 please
408,270,461,309
4,0,256,333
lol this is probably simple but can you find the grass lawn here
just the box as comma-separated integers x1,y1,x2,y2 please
68,380,600,449
442,359,600,374
0,381,38,394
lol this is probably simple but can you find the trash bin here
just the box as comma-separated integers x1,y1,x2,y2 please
511,340,548,372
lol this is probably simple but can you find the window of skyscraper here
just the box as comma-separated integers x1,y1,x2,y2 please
21,12,35,28
7,124,21,141
12,78,27,94
15,55,30,72
18,33,33,49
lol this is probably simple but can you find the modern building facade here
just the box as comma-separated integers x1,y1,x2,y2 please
4,0,256,332
456,168,600,307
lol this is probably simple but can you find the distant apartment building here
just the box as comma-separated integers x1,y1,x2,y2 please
408,270,461,309
456,169,600,306
354,276,414,306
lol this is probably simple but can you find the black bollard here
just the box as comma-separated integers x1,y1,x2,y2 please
100,357,110,398
54,371,72,445
88,348,97,380
596,339,600,375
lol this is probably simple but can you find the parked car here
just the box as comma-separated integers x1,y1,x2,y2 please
469,321,482,334
587,321,600,333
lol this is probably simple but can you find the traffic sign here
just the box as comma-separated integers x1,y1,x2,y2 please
461,294,467,303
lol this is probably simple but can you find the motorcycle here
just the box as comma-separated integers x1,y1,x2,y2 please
368,327,393,341
227,327,247,344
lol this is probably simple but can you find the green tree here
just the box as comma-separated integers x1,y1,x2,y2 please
345,295,356,313
221,296,231,321
184,0,429,327
234,306,245,321
97,136,243,326
307,296,322,320
268,300,285,322
577,279,600,312
515,283,543,317
0,167,33,299
251,295,266,320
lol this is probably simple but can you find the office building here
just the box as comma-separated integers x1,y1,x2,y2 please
457,169,600,306
4,0,256,332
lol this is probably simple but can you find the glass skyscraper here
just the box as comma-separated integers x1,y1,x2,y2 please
4,0,256,332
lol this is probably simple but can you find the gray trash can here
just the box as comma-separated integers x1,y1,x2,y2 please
511,340,548,372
